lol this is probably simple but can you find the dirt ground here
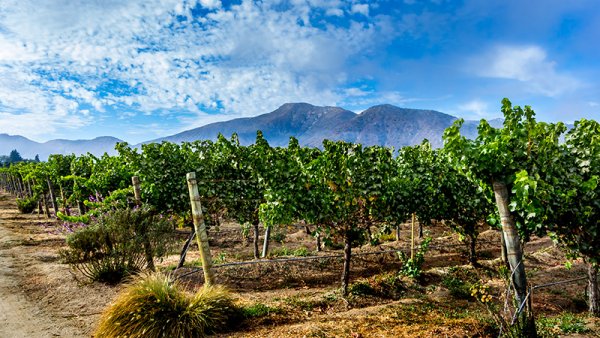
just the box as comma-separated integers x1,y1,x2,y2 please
0,190,599,337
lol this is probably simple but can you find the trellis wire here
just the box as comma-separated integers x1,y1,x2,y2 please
172,239,499,281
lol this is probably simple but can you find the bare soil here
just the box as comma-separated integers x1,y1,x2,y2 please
0,191,598,337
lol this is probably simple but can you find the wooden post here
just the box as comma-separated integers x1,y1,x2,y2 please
132,176,142,204
47,179,57,217
186,172,215,286
411,213,416,260
261,225,271,258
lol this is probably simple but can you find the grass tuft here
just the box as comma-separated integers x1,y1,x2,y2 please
95,273,238,338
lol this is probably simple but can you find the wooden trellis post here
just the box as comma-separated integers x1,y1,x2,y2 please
186,172,215,286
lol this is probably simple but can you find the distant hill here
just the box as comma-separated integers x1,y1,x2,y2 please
0,103,505,160
0,134,123,160
147,103,504,150
146,103,357,146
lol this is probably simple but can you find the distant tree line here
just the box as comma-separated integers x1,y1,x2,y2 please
0,149,39,167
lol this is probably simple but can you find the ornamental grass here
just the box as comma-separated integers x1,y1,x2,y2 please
95,273,238,338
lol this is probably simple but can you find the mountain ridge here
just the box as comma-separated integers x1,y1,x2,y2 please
0,134,123,160
1,103,505,159
146,103,500,149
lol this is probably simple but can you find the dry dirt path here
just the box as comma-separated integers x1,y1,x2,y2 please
0,193,92,338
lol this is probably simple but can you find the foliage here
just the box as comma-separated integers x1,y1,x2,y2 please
60,206,175,283
398,237,432,279
349,273,406,299
241,303,282,318
56,211,90,224
536,313,590,337
16,195,37,213
95,273,238,338
549,119,600,264
270,246,310,257
442,266,481,299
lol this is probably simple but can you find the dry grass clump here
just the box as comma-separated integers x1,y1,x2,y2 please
95,273,238,337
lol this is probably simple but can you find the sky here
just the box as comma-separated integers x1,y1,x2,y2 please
0,0,599,144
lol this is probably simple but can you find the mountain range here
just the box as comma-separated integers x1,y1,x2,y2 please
147,103,503,148
0,134,123,161
1,103,502,160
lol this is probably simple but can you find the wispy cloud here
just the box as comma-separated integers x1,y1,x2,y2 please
474,45,581,97
457,99,493,120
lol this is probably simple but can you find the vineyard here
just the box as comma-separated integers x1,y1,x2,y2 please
0,99,599,337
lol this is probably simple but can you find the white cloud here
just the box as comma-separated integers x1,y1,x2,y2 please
199,0,221,9
0,0,393,140
351,4,369,16
475,45,581,97
326,8,345,16
457,99,493,119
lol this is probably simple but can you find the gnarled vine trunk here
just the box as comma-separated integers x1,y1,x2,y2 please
341,229,352,296
589,262,599,316
46,180,57,217
468,233,477,266
492,180,536,335
252,220,260,259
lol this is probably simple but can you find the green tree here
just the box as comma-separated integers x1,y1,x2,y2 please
9,149,23,163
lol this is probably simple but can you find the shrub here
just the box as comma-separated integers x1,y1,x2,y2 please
95,273,238,338
60,206,175,283
16,195,38,213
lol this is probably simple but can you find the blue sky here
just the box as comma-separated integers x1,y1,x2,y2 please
0,0,598,143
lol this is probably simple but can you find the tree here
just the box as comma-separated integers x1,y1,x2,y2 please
9,149,23,163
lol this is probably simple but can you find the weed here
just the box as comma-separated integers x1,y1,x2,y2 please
536,313,590,337
272,231,286,243
284,296,330,311
214,252,227,264
349,281,375,297
241,303,281,318
443,266,480,299
271,246,311,257
349,273,406,299
442,275,471,299
16,195,37,213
